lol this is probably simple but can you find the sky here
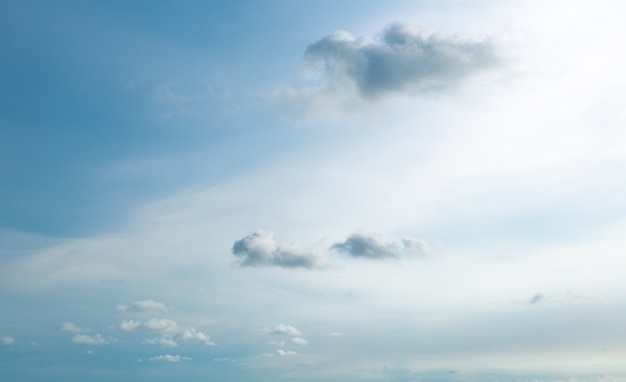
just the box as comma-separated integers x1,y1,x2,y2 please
2,0,626,381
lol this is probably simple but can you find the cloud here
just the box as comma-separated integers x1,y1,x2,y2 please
332,232,398,259
402,237,430,257
120,318,214,346
305,22,497,98
59,321,82,333
144,337,179,347
291,337,308,346
149,354,190,362
270,323,302,337
232,230,326,269
71,333,108,345
116,300,166,313
120,320,142,331
1,336,15,345
276,349,297,356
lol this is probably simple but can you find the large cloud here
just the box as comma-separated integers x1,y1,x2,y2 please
232,230,326,269
305,22,496,98
331,232,399,259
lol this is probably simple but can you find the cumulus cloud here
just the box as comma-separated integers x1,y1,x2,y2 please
1,336,15,345
291,337,308,346
332,232,398,259
270,323,302,337
72,333,108,345
306,22,497,98
59,321,82,333
120,318,214,346
232,230,326,269
116,300,166,313
149,354,190,362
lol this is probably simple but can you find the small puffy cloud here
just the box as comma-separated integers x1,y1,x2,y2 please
213,357,236,362
291,337,308,346
149,354,190,362
116,300,166,313
144,337,179,348
329,332,343,337
143,318,179,332
276,349,297,356
60,321,82,333
270,323,302,337
402,237,430,257
1,336,15,345
306,22,497,99
120,320,142,331
72,333,108,345
232,230,326,269
177,328,215,345
332,232,398,259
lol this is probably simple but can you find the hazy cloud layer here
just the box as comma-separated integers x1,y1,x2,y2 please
1,336,15,345
306,23,496,98
332,232,399,259
232,230,326,268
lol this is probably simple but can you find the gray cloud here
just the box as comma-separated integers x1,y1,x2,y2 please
402,237,430,257
306,23,496,98
332,232,399,259
232,230,326,269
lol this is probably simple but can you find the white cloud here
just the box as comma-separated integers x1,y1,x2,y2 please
270,323,302,337
176,328,215,345
232,230,326,269
59,321,82,333
71,333,108,345
276,349,297,356
120,320,142,331
149,354,190,362
143,337,179,347
143,318,179,332
116,300,166,313
291,337,308,346
1,336,15,345
332,232,398,259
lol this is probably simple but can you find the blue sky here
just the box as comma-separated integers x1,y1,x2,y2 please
2,1,626,381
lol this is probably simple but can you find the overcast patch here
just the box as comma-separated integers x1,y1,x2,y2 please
232,230,326,269
306,22,497,98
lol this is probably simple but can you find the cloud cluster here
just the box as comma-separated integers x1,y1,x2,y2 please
119,318,214,346
232,230,326,269
59,321,109,345
264,323,307,357
306,22,497,98
116,300,166,313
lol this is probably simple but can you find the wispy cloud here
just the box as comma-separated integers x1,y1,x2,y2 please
269,323,302,337
232,230,326,269
71,333,109,345
1,336,15,345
